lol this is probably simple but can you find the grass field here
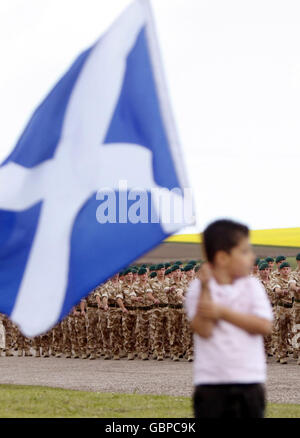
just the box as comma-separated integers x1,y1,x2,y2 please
0,385,299,418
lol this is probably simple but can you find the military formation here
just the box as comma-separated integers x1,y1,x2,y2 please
253,254,300,365
0,261,200,361
1,253,300,365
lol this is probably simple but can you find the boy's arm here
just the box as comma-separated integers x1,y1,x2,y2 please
197,302,272,336
190,264,217,339
191,284,216,338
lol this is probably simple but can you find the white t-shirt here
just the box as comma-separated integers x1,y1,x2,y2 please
185,276,273,385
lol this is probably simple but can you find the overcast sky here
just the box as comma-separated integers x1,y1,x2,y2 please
0,0,299,233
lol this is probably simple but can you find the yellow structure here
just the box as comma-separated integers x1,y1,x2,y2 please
165,228,300,248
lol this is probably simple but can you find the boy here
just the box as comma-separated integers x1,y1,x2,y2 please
185,219,273,418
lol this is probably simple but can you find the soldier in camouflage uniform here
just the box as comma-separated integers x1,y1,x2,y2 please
82,290,100,360
259,262,276,356
121,268,142,360
270,255,286,281
95,280,111,359
134,268,153,360
147,264,169,361
181,264,195,361
16,327,32,357
165,265,185,361
52,322,63,358
290,253,300,364
108,273,128,359
2,315,15,356
271,262,295,364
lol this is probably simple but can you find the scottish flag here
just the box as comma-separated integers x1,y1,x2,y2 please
0,0,193,336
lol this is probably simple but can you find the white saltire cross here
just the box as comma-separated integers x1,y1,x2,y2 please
0,2,187,336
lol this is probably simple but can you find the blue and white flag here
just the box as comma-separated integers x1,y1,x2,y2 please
0,0,194,336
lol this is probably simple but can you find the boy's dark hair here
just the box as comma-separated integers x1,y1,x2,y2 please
203,219,249,263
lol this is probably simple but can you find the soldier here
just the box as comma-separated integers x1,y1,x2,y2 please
165,265,185,361
181,264,195,361
2,315,14,356
290,256,300,365
104,274,125,360
96,280,111,360
52,322,63,358
73,302,88,358
259,262,276,357
147,264,170,361
134,268,153,360
270,255,286,281
121,269,142,360
83,290,101,360
251,258,260,278
61,312,73,358
16,327,32,357
271,262,294,364
265,257,275,279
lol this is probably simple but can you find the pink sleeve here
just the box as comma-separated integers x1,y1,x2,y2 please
184,278,201,320
249,277,273,321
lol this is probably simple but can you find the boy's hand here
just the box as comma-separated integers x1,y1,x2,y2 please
198,263,212,287
197,301,223,321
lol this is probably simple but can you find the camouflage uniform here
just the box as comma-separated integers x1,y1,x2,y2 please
148,277,170,359
52,322,63,357
271,275,294,361
70,304,88,358
16,327,32,357
291,269,300,363
134,280,153,359
121,281,138,358
95,282,110,358
107,281,124,358
2,316,16,355
165,279,185,360
182,280,194,360
40,329,52,357
61,313,73,357
260,278,276,356
85,291,100,359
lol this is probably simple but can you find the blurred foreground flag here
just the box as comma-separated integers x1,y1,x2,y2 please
0,0,194,336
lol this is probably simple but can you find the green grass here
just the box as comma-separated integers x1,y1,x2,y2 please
0,385,299,418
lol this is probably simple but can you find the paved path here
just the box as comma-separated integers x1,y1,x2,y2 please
0,355,299,404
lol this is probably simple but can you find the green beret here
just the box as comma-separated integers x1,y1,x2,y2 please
188,260,197,265
123,268,132,275
296,253,300,261
279,262,290,269
156,264,165,270
165,268,172,275
181,268,185,272
164,263,171,268
259,262,269,271
265,257,274,263
172,265,181,271
149,272,157,278
119,270,124,276
149,265,157,271
184,264,194,272
175,260,182,265
276,255,286,263
254,258,260,266
138,268,147,275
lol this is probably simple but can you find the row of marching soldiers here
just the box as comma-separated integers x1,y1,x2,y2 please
0,260,200,361
252,254,300,365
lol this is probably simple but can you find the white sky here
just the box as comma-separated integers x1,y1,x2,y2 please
0,0,299,233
